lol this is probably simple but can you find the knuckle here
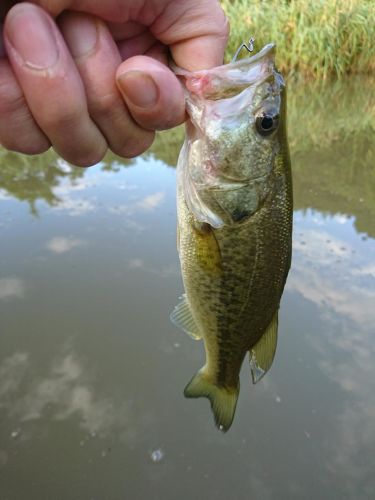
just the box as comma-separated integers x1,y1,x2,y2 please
41,104,84,131
154,107,184,131
0,83,26,117
0,133,50,155
0,101,51,154
89,92,120,122
113,132,155,159
60,144,107,168
0,62,50,153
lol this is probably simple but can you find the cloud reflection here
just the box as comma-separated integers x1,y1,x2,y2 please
52,197,95,216
126,258,179,277
289,211,375,492
109,191,165,216
128,258,144,269
136,192,165,211
0,353,29,399
46,237,87,254
289,225,375,327
0,350,130,436
0,278,25,300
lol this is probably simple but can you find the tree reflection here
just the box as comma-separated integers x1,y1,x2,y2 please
0,149,134,215
1,76,374,233
0,150,84,216
151,76,375,237
289,76,375,237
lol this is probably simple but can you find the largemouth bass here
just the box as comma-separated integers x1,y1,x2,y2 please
171,44,292,431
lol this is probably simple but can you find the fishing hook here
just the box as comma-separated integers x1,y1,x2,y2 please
231,37,255,63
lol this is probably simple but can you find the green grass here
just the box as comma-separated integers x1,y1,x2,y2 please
221,0,375,79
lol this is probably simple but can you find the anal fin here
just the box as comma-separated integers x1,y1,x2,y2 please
170,295,202,340
249,311,278,384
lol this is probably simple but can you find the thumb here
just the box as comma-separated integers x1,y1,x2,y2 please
116,55,185,131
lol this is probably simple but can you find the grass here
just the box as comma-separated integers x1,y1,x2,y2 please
221,0,375,79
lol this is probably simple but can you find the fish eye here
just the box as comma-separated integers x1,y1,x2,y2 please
255,113,279,136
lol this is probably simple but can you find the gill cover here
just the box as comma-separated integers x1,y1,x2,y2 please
175,44,285,228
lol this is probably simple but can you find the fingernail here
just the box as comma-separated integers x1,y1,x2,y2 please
5,5,58,69
118,71,158,108
62,15,98,59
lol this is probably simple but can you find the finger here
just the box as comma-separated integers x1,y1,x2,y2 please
152,0,229,71
109,22,169,64
32,0,229,71
31,0,136,22
106,21,169,65
0,1,17,21
0,22,5,57
144,41,169,65
0,58,51,154
116,55,185,131
107,20,146,42
58,11,154,158
116,28,156,61
4,3,107,166
0,21,50,154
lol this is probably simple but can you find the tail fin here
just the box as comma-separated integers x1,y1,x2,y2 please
184,369,239,432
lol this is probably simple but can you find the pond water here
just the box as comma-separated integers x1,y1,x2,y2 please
0,77,374,500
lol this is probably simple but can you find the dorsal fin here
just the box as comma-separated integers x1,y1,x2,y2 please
170,295,202,340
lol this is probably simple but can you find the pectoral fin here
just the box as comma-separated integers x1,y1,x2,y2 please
249,311,278,384
170,295,202,340
192,222,222,276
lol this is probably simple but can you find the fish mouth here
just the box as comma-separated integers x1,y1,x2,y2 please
229,43,276,70
216,42,277,89
173,43,278,99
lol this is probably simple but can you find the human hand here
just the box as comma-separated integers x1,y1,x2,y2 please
0,1,228,166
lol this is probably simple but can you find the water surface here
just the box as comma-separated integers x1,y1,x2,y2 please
0,77,374,500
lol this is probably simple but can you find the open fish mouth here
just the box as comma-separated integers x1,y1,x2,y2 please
173,43,277,100
223,42,276,78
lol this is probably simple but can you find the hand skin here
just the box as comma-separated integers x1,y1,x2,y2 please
0,0,229,166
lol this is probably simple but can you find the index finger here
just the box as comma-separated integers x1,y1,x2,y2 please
151,0,229,71
32,0,229,71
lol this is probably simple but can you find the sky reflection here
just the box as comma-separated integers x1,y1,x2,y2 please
46,237,88,254
0,84,374,497
287,209,375,496
0,278,26,300
0,349,131,437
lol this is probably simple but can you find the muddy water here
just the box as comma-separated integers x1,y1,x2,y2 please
0,77,374,499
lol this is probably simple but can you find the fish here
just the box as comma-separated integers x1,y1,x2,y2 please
171,43,293,432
